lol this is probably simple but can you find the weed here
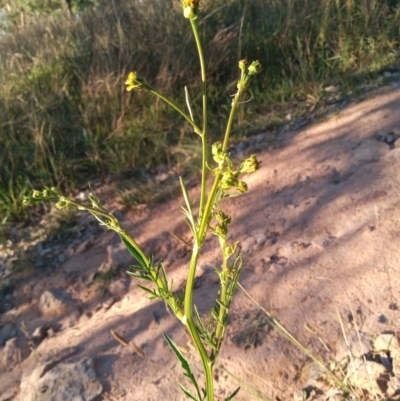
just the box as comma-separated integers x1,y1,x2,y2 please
23,2,261,399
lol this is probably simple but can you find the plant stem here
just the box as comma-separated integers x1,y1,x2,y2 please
184,242,214,401
198,85,245,242
190,17,208,218
147,86,202,136
212,247,228,362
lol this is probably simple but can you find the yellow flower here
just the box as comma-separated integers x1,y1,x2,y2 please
125,72,143,91
182,0,201,18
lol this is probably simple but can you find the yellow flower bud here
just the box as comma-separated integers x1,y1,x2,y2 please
182,0,201,19
236,181,248,194
212,142,226,164
239,154,259,174
220,171,237,191
239,59,248,71
248,60,261,76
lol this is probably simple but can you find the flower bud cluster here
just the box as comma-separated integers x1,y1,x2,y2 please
182,0,201,19
236,59,261,93
212,146,260,196
22,187,60,207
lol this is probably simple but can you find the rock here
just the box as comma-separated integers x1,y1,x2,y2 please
34,357,102,401
241,237,256,253
293,388,305,401
335,329,373,362
32,325,51,341
19,348,79,397
374,333,398,353
109,276,130,299
253,233,267,247
39,288,72,316
346,358,387,395
353,140,388,162
0,323,16,346
387,375,400,396
1,337,22,369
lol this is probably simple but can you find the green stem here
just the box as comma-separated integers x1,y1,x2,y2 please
184,242,214,401
147,86,202,136
198,85,245,242
190,17,208,218
211,245,228,362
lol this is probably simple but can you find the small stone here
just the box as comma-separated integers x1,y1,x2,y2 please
335,329,373,362
346,358,387,395
32,326,50,340
293,388,305,401
241,237,256,253
374,333,398,353
253,233,267,247
109,277,130,299
39,288,72,316
388,375,400,396
20,356,101,401
353,140,388,162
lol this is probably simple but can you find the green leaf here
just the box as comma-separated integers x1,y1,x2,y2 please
163,333,202,399
179,177,196,235
120,235,147,268
177,383,199,401
136,284,159,299
225,387,240,400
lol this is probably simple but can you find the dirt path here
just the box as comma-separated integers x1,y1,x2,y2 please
1,83,400,401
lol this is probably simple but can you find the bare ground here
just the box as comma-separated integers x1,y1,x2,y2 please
1,83,400,401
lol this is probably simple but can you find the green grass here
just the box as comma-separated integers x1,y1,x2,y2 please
0,0,399,222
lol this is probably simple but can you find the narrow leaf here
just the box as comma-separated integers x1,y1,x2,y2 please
121,235,147,268
163,333,201,398
178,382,199,401
179,177,196,232
136,284,159,299
225,387,241,400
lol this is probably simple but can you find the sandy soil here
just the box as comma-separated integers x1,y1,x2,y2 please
1,83,400,401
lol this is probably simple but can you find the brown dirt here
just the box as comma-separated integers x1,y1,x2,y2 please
1,83,400,401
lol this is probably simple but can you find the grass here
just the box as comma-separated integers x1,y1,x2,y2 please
0,0,399,222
